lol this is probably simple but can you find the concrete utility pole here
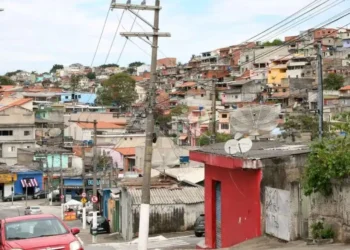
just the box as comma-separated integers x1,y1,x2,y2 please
210,78,217,144
111,1,170,249
82,146,86,196
69,119,98,211
316,42,324,139
59,153,64,204
50,153,54,206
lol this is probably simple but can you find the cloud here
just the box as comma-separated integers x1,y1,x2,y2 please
0,0,347,74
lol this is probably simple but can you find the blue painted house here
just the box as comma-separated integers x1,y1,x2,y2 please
60,92,96,105
13,170,43,196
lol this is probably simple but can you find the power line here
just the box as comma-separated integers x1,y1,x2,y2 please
105,10,126,64
91,5,111,67
252,0,331,42
241,0,323,43
262,0,345,42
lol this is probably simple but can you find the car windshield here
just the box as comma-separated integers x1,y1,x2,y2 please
30,207,40,210
5,218,68,240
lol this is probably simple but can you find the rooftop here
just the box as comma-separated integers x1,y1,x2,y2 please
0,98,32,112
114,147,136,156
193,141,310,160
127,187,204,205
76,121,127,129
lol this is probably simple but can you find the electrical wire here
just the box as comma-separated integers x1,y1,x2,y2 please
243,0,323,43
104,10,126,64
91,5,111,67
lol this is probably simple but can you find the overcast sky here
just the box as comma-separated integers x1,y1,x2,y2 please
0,0,348,74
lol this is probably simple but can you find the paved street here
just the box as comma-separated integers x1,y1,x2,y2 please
0,199,200,249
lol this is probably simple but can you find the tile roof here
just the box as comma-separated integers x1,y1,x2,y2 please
114,147,136,156
178,82,196,88
340,86,350,91
127,187,204,205
76,121,127,129
0,98,32,112
131,76,144,82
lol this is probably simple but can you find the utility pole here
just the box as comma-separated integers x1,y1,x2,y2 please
69,119,98,211
111,1,170,249
316,42,324,139
210,78,217,144
50,153,54,206
60,153,64,204
82,146,86,195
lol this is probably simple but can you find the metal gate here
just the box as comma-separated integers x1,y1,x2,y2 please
215,182,222,248
265,187,291,241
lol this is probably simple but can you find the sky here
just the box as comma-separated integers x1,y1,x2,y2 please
0,0,348,74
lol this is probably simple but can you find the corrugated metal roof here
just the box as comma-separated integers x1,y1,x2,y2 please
128,187,204,205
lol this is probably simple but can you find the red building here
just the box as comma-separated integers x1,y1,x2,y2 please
190,145,262,249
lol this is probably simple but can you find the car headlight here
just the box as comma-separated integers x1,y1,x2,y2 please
69,240,83,250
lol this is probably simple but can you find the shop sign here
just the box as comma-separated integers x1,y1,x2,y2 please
64,185,82,189
0,174,17,183
86,179,100,186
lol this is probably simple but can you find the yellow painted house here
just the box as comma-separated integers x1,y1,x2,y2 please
268,58,290,85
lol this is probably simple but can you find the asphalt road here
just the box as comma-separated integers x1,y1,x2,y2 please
0,200,201,249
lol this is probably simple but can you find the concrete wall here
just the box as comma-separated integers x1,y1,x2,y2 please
260,154,309,241
309,180,350,242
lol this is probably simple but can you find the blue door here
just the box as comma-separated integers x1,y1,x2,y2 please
215,182,222,248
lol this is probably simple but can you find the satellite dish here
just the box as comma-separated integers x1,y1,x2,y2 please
234,132,243,140
224,139,239,155
238,138,253,153
48,128,62,137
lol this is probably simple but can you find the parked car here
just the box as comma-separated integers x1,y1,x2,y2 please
2,193,25,202
90,217,110,234
0,214,83,250
33,190,48,199
86,211,101,224
24,206,42,215
194,214,205,237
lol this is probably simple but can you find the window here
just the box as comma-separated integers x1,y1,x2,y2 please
8,146,15,152
235,95,238,99
65,96,68,99
222,114,228,118
0,130,13,136
201,94,204,97
24,131,30,136
221,124,229,130
78,95,81,98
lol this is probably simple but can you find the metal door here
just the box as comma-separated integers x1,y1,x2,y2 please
215,182,222,248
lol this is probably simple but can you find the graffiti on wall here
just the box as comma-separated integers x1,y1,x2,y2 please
265,187,291,241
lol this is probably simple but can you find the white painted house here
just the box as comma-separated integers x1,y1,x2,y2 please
65,121,127,141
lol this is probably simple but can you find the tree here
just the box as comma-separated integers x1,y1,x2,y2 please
303,112,350,196
262,39,283,46
100,64,119,68
126,67,136,75
70,74,81,92
86,72,96,80
96,73,137,107
324,73,345,90
0,76,15,85
128,62,144,68
49,64,64,73
5,70,22,77
198,132,232,146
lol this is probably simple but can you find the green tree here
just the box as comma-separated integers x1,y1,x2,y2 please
0,76,15,85
100,64,119,68
49,64,64,73
96,73,137,107
263,39,283,46
128,62,144,68
70,74,81,92
324,73,345,90
126,67,136,75
198,132,232,146
5,70,22,77
86,72,96,80
303,112,350,196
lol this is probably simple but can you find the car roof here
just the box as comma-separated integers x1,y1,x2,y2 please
4,214,57,223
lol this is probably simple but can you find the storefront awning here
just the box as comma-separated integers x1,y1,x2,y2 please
21,179,38,188
179,135,188,140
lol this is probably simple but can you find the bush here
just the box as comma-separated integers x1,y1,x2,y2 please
311,221,335,239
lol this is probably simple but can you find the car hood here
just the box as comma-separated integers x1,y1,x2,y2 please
5,233,76,249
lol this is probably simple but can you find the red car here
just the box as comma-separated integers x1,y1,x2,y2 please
0,214,84,250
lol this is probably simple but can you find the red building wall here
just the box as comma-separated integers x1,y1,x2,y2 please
203,164,262,248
